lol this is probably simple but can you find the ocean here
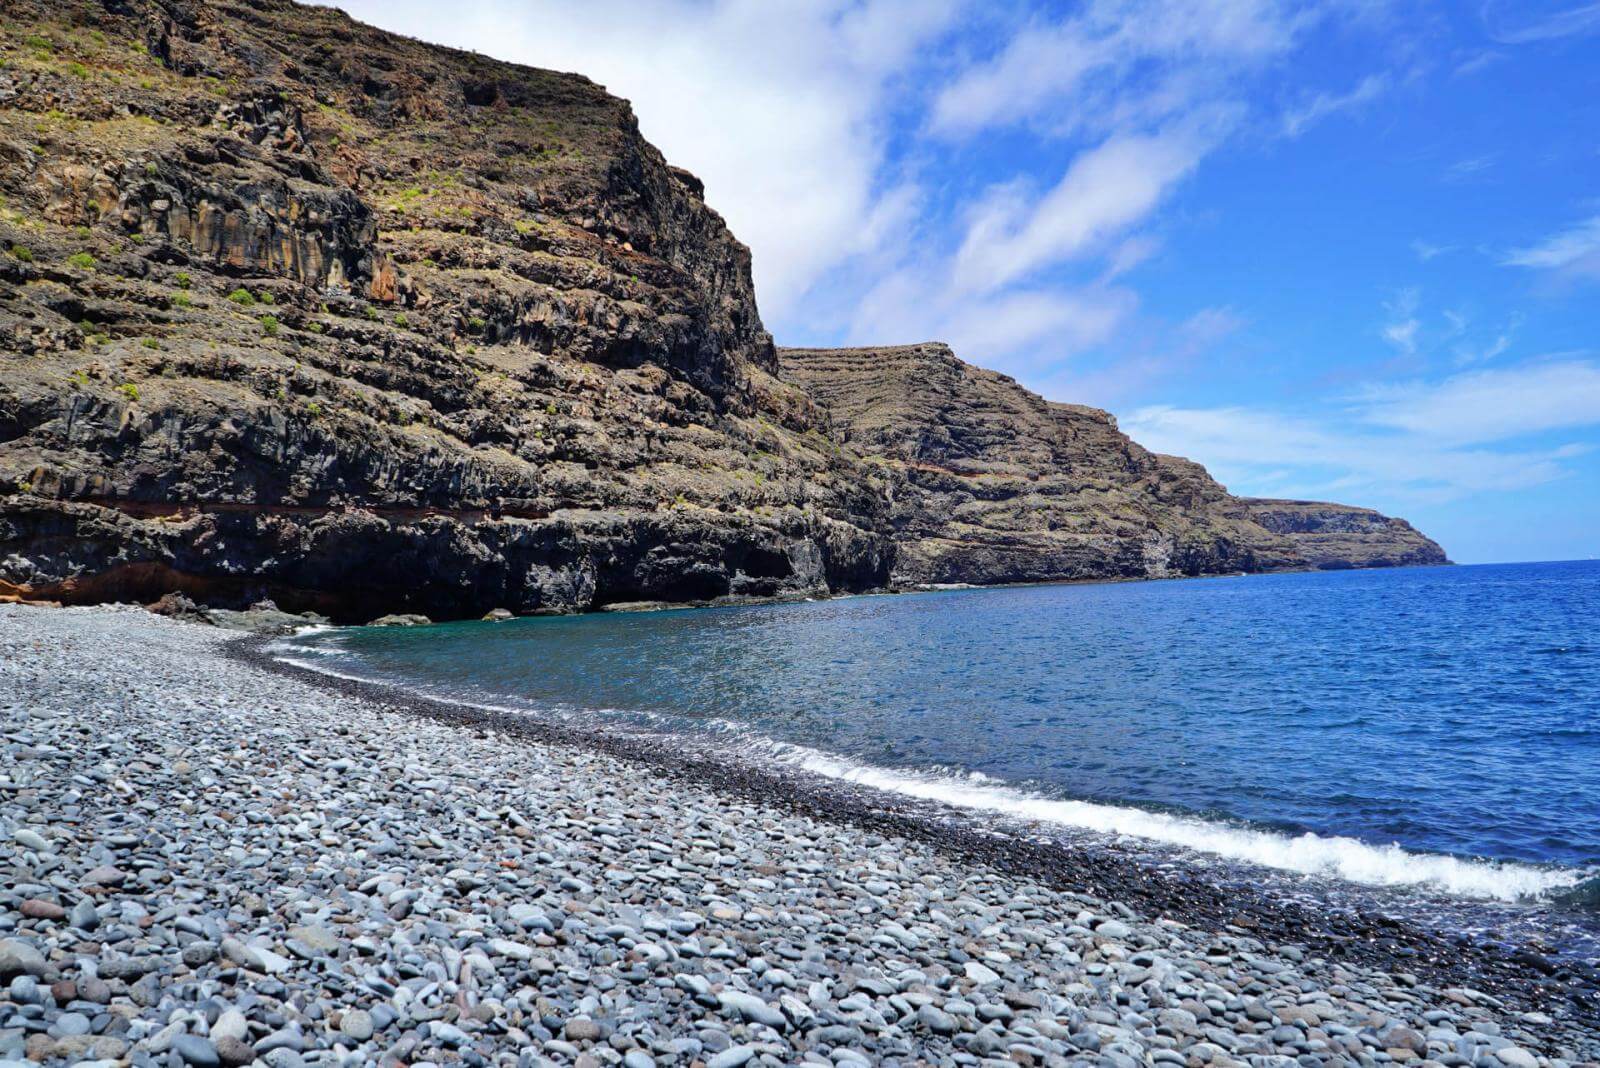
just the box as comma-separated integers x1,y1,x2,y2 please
275,560,1600,956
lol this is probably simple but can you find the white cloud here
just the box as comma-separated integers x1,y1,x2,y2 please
941,288,1138,366
325,0,962,325
929,0,1305,139
1122,359,1600,502
1356,360,1600,444
1280,72,1389,137
1479,1,1600,44
951,127,1213,294
1411,240,1455,262
1380,288,1421,354
1503,214,1600,280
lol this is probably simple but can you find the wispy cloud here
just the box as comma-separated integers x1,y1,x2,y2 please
1444,154,1496,181
1123,359,1600,502
1479,1,1600,44
1412,240,1456,262
1356,359,1600,444
928,0,1303,140
845,0,1400,374
1381,288,1421,355
951,125,1215,294
1503,214,1600,280
1281,72,1389,138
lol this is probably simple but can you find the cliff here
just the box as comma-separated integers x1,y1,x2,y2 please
777,344,1447,585
0,0,890,620
0,1,1444,621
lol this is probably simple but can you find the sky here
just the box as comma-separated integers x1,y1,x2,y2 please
326,0,1600,564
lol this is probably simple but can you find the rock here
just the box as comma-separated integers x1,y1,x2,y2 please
915,1004,957,1035
1095,919,1133,940
210,1010,248,1044
51,1012,90,1037
369,614,432,628
287,924,340,955
0,940,48,980
12,829,50,852
482,608,515,621
181,942,218,967
340,1009,374,1042
80,865,126,887
18,899,65,921
779,344,1447,585
707,1046,756,1068
964,961,1002,985
215,1036,256,1067
1496,1049,1538,1068
173,1034,221,1067
69,900,100,931
717,990,788,1030
565,1018,602,1042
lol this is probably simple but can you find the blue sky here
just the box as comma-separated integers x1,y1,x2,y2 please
330,0,1600,563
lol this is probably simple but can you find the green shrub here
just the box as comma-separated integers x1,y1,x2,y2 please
16,481,32,494
363,306,379,321
467,315,485,331
173,291,192,308
306,321,324,334
66,251,96,270
256,291,275,305
174,271,191,288
304,401,323,417
117,382,140,400
140,338,159,350
394,312,408,327
74,226,91,240
65,61,89,79
144,161,158,176
227,287,256,306
260,314,279,336
10,246,32,262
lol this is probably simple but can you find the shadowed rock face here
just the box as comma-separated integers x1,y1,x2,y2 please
0,0,890,619
0,2,1442,620
778,344,1447,586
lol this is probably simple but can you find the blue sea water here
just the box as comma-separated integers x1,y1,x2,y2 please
279,560,1600,940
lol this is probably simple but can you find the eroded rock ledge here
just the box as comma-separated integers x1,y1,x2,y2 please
778,344,1446,588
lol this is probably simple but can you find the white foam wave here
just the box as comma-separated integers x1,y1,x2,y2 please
762,742,1584,903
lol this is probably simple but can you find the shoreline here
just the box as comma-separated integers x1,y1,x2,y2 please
238,631,1598,1017
2,603,1595,1066
0,558,1461,626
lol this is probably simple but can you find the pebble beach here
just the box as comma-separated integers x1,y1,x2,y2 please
1,604,1596,1068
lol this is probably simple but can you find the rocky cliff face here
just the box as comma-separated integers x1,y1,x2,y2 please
0,0,889,620
778,344,1446,585
0,1,1442,621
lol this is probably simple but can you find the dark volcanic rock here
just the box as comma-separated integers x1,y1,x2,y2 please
777,343,1447,585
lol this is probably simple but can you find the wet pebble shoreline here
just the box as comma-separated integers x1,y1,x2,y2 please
1,605,1596,1067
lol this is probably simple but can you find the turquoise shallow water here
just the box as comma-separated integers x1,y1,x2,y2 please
279,561,1600,921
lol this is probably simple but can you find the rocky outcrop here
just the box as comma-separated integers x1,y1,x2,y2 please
1240,498,1447,570
777,344,1446,585
0,0,889,620
0,2,1442,621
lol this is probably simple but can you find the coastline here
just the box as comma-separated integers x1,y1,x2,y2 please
2,603,1595,1066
